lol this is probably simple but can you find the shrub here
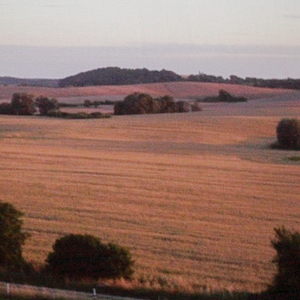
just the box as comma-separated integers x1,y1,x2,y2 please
84,99,92,107
218,89,232,102
287,156,300,162
191,101,202,112
35,96,59,115
11,93,36,115
176,101,190,113
157,95,176,113
45,234,134,281
218,90,247,102
46,111,69,118
0,102,13,115
201,90,247,103
276,119,300,150
0,201,29,268
268,226,300,298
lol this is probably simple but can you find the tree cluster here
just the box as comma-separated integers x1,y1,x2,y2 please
114,93,201,115
0,93,59,116
0,93,109,119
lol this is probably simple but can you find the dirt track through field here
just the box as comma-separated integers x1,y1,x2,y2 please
0,90,299,292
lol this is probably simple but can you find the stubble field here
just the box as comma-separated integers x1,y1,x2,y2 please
0,84,299,293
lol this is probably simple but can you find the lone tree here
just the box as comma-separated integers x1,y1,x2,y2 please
11,93,36,115
46,234,134,281
276,119,300,150
0,201,29,268
35,96,59,116
269,226,300,298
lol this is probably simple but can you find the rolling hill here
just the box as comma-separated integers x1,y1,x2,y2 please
0,81,292,102
58,67,184,87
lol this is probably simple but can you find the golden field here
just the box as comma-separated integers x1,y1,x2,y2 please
0,84,300,293
0,81,290,101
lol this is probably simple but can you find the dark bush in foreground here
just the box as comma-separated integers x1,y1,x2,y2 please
0,201,31,270
45,234,134,281
268,226,300,298
276,119,300,150
114,93,193,115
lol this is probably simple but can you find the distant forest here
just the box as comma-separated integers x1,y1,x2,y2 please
188,73,300,90
1,67,300,90
0,77,59,87
58,67,183,87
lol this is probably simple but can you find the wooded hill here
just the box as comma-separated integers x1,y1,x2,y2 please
58,67,183,87
2,67,300,91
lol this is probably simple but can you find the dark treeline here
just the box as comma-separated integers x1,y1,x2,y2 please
59,68,300,90
0,76,59,87
2,68,300,90
188,74,300,90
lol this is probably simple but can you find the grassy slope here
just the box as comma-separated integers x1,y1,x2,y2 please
0,91,299,293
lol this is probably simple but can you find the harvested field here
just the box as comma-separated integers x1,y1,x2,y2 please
0,81,291,102
0,87,299,293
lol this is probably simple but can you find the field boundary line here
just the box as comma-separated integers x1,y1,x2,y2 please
0,281,144,300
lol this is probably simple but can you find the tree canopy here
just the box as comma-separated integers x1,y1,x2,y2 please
269,226,300,297
11,93,36,115
46,234,134,281
0,201,29,267
276,119,300,150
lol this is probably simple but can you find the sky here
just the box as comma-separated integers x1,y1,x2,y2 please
1,0,300,79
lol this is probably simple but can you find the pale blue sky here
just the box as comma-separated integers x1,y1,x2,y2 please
1,0,300,78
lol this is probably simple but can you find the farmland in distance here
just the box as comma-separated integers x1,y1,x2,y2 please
0,86,299,292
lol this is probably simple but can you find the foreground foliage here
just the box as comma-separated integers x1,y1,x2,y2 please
0,201,29,268
268,226,300,298
45,234,134,281
0,202,298,299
